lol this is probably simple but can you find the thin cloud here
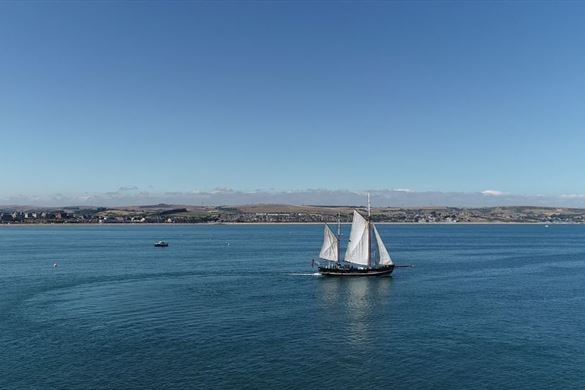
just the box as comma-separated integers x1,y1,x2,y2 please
118,186,139,192
560,194,585,199
481,190,507,197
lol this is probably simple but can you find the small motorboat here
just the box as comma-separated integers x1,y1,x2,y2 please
154,241,169,247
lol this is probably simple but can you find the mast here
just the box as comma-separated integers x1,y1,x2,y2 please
367,193,372,268
337,213,341,265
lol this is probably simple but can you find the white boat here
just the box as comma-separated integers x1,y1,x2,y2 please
316,194,395,277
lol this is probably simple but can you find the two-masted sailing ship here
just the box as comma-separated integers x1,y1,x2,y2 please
316,196,395,276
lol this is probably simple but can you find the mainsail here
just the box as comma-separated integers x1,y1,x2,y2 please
319,224,339,261
344,210,370,266
373,225,393,265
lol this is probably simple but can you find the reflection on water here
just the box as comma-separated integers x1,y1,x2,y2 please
317,277,392,344
318,277,341,305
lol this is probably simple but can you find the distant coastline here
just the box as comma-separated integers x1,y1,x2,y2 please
0,222,576,227
1,204,584,224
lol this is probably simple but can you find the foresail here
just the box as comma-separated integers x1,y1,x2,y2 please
319,224,339,261
344,210,370,266
373,225,393,265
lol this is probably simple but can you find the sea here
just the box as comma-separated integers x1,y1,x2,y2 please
1,224,585,389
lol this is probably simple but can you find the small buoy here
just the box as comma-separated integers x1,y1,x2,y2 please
53,263,58,268
226,242,230,246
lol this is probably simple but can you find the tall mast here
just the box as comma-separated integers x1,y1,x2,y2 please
337,213,341,265
367,193,372,268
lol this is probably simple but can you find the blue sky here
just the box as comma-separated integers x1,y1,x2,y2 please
2,1,585,204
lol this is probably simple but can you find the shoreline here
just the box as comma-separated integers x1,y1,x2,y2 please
0,221,575,227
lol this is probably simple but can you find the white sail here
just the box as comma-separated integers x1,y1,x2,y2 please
319,224,339,261
345,210,370,266
373,225,393,265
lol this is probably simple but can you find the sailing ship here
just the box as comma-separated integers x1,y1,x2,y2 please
316,195,395,276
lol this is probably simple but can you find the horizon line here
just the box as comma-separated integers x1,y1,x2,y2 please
3,188,585,208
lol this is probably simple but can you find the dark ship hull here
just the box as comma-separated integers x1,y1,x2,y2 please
318,264,394,277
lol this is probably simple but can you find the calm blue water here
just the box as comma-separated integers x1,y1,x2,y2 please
1,224,585,389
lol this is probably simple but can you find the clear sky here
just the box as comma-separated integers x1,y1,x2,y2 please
2,1,585,201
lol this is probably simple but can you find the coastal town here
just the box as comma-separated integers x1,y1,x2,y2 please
2,204,585,224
